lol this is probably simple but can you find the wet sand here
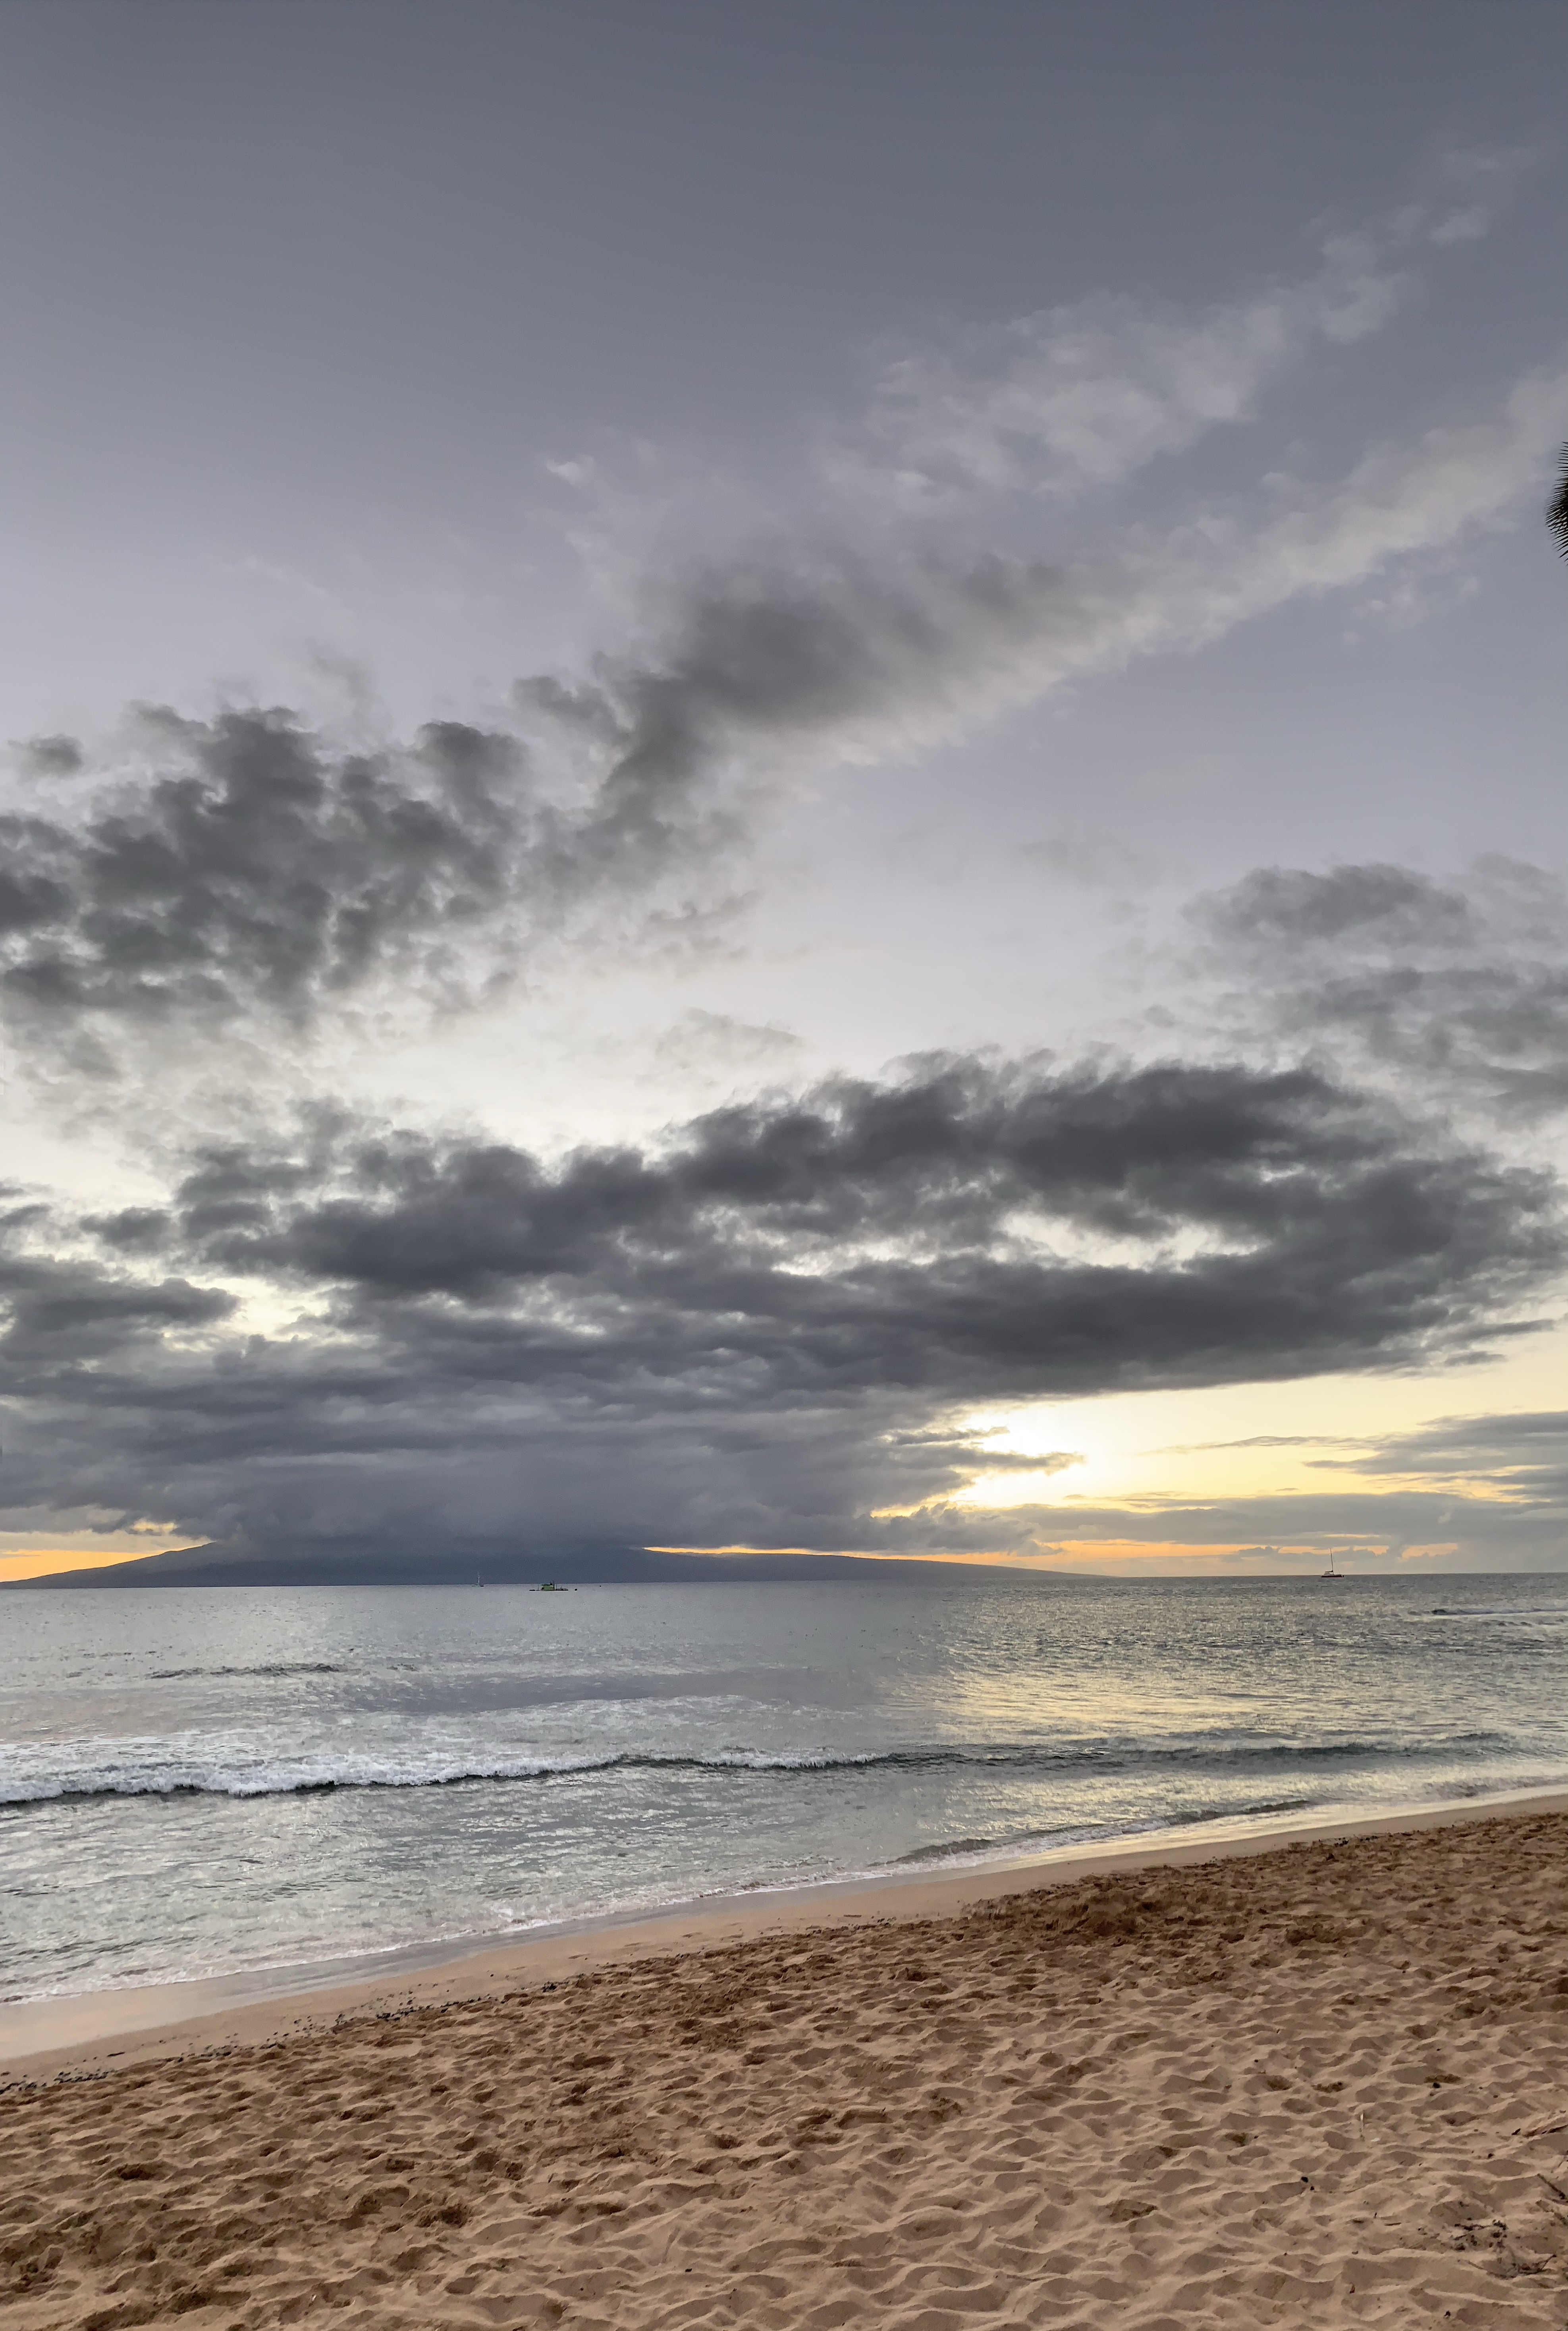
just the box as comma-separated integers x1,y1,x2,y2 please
7,1788,1567,2084
4,1801,1568,2327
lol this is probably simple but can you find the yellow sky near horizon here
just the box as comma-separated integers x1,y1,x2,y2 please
949,1329,1564,1515
0,1545,174,1582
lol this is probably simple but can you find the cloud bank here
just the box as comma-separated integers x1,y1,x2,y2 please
1,1052,1558,1570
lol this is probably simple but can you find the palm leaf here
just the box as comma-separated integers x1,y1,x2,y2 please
1550,445,1568,556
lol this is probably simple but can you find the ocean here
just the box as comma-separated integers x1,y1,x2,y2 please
4,1572,1566,2008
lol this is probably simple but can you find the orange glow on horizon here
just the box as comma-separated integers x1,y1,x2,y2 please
645,1540,1339,1571
0,1545,185,1584
644,1543,1025,1565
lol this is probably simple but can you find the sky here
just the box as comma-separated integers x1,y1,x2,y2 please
0,0,1564,1582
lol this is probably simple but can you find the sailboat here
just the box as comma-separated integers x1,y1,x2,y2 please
1320,1553,1345,1579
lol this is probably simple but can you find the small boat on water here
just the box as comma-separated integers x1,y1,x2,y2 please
1321,1555,1345,1578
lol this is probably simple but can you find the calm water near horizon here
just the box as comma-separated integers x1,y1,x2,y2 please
3,1574,1566,2006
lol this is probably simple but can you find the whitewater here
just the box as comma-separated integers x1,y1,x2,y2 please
4,1573,1566,2003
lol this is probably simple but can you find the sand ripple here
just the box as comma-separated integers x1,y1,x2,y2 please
4,1813,1568,2327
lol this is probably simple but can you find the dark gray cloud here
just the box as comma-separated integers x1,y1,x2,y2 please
83,1206,176,1255
0,681,754,1057
165,1058,1556,1396
1193,859,1568,1120
1,1051,1555,1566
1326,1404,1568,1503
550,550,1065,783
0,1237,231,1379
1201,863,1474,949
14,735,85,779
0,711,540,1041
0,553,1046,1059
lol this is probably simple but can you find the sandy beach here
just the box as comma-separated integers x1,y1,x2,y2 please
5,1801,1568,2327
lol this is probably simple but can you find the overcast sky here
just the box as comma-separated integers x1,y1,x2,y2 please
2,0,1564,1580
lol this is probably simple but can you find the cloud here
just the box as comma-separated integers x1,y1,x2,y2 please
13,736,85,779
837,250,1397,517
995,1460,1568,1571
172,1058,1557,1376
1124,363,1568,641
500,356,1566,968
3,320,1560,1074
2,174,1562,1580
0,1238,232,1377
1,1050,1556,1567
0,697,746,1064
560,353,1566,818
0,712,527,1042
1202,863,1474,948
595,355,1567,800
866,1396,1568,1571
1193,858,1568,1120
1320,1405,1568,1504
652,1009,802,1074
7,186,1560,1080
826,158,1536,514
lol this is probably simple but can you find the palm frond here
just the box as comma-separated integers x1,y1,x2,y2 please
1550,444,1568,556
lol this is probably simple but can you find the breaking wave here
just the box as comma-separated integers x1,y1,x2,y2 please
0,1729,1513,1810
147,1662,349,1681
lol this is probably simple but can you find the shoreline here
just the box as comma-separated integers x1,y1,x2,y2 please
6,1777,1566,2086
8,1800,1568,2326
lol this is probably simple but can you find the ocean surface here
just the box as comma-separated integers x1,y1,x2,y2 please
4,1573,1566,2007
